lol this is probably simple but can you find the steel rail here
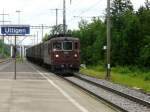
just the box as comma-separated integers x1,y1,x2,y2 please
55,74,126,112
74,73,150,108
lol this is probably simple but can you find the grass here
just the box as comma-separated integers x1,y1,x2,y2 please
80,65,150,94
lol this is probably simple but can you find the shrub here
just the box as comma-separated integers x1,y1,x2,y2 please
144,74,150,81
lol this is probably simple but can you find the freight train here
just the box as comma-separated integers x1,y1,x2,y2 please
26,36,80,74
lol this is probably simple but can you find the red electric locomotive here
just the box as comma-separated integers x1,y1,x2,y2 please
26,36,80,74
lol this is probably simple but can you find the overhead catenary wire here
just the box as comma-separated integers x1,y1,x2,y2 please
67,0,105,23
77,0,102,16
67,0,102,16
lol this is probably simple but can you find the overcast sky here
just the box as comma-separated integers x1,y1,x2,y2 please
0,0,146,45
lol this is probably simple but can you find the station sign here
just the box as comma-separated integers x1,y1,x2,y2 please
1,25,30,36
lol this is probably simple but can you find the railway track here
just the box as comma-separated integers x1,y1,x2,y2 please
74,73,150,107
56,73,150,112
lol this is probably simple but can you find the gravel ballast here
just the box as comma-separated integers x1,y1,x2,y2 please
65,75,150,112
75,73,150,105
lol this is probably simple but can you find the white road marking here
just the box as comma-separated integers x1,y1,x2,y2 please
29,62,89,112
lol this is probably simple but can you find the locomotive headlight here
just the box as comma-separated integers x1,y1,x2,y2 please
55,54,59,58
74,54,78,58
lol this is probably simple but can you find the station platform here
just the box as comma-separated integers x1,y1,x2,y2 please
0,61,116,112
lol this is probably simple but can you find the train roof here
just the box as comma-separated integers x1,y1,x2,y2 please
50,37,79,41
27,37,79,50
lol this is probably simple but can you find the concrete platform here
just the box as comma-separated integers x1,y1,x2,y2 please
0,61,117,112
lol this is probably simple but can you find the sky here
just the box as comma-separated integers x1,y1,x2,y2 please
0,0,146,45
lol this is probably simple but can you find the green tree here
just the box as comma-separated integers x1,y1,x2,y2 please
121,11,141,65
71,0,150,69
0,40,10,58
42,33,49,42
111,0,133,29
50,24,64,36
137,7,150,67
110,0,137,66
72,19,106,65
140,36,150,67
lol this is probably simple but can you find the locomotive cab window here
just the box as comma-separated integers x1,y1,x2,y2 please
53,42,62,51
63,41,73,51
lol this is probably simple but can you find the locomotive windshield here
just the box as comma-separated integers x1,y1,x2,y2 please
63,41,73,51
53,42,62,51
53,41,73,51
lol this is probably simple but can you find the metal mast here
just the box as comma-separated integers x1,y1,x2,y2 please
50,9,62,26
106,0,111,79
63,0,66,34
0,9,9,42
146,0,150,9
56,9,58,26
16,10,21,24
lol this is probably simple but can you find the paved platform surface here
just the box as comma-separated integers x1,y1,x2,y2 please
0,60,117,112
